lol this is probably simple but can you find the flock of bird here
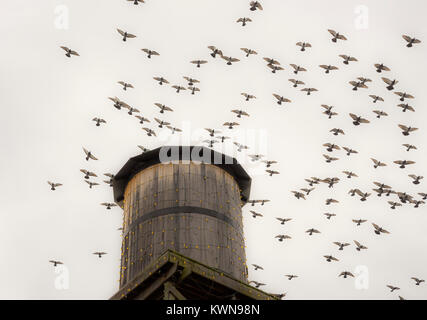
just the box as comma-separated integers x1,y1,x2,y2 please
49,1,425,300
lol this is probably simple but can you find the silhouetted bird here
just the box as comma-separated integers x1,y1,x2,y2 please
206,128,221,137
339,272,354,279
188,86,200,95
262,160,277,168
135,115,150,124
190,60,208,68
398,124,418,136
252,264,264,271
221,55,240,65
249,281,265,288
354,240,368,251
223,122,239,129
153,77,169,85
388,201,402,210
237,17,252,26
355,189,371,201
373,110,388,119
207,46,223,58
382,77,398,91
83,147,98,161
306,228,320,236
328,29,347,42
167,126,182,134
325,198,339,205
101,203,117,210
291,191,306,200
142,49,159,58
371,158,387,169
117,29,136,41
289,79,305,88
93,252,107,258
275,235,291,242
85,180,99,189
372,223,390,235
172,85,186,93
128,0,145,5
249,1,263,11
183,76,199,86
49,260,63,267
339,54,357,65
154,118,170,128
47,181,62,191
369,95,384,103
334,242,350,250
268,64,284,73
323,154,339,163
322,177,340,188
80,169,97,180
324,255,339,262
233,142,249,152
273,94,291,105
397,104,415,112
418,193,427,200
343,147,358,156
343,171,357,179
402,35,421,47
323,143,340,152
92,117,106,126
60,46,79,58
203,139,218,148
321,105,337,119
350,113,369,126
394,160,416,169
290,64,307,75
276,217,292,225
319,65,338,74
409,174,423,185
250,210,263,218
216,136,229,143
296,42,311,51
395,92,415,102
374,63,390,73
352,219,367,226
330,128,344,136
241,92,256,101
240,48,258,57
123,105,140,115
142,127,156,137
411,200,425,208
266,170,279,176
301,88,318,95
411,277,425,285
154,103,173,114
387,285,400,292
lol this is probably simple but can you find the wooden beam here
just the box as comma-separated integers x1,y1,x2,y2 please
164,281,187,300
134,262,178,300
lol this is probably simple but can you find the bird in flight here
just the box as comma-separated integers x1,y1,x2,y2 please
118,81,134,91
350,113,370,126
306,228,321,236
328,29,347,42
322,177,340,188
402,144,417,152
135,115,150,124
319,65,339,74
153,77,169,85
372,223,390,235
276,217,292,225
231,109,250,118
93,252,107,258
386,285,400,292
249,281,265,288
324,213,336,220
352,219,367,226
301,88,318,95
188,86,200,95
154,103,173,114
289,79,305,88
142,127,156,137
221,55,240,65
207,46,223,58
339,54,357,65
267,64,284,73
409,174,423,185
343,171,357,179
92,117,106,127
252,264,264,271
128,0,145,5
203,139,218,148
394,160,416,169
137,145,150,153
241,93,256,101
154,118,170,128
47,181,62,191
240,48,258,57
374,63,390,73
167,126,182,134
205,128,221,137
325,198,339,205
323,143,340,152
339,272,354,279
333,242,350,250
285,274,298,280
101,203,117,210
250,210,263,218
369,95,384,103
237,17,252,26
183,76,199,87
266,170,279,177
371,158,387,169
402,35,421,48
190,60,208,68
80,169,97,180
223,122,239,129
262,160,277,168
355,190,371,201
273,94,291,105
141,48,160,58
324,255,339,262
85,180,99,189
233,142,249,152
296,42,311,51
397,104,415,113
108,97,130,110
263,57,280,66
321,105,338,119
292,191,306,200
411,277,425,286
83,147,98,161
354,240,368,251
398,124,418,136
117,29,136,41
249,1,263,11
388,201,402,210
373,110,388,119
381,77,398,91
395,92,415,102
323,154,339,163
60,46,79,58
172,85,186,93
49,260,63,267
275,235,291,242
343,147,358,156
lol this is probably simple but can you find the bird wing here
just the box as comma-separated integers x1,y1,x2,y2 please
402,35,412,42
117,29,125,36
328,29,337,37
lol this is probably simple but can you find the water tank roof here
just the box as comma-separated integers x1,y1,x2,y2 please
113,146,252,205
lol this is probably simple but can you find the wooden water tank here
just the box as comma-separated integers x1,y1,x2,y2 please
113,146,252,288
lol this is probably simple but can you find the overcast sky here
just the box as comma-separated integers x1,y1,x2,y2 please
1,0,426,300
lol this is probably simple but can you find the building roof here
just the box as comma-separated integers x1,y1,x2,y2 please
110,250,278,300
113,146,252,206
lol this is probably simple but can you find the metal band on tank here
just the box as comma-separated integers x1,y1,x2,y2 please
124,206,243,236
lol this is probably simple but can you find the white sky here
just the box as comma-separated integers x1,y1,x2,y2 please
0,0,426,299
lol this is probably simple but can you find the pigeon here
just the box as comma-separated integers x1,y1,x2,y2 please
285,275,298,280
231,109,250,118
252,264,264,271
117,29,136,41
324,255,339,262
372,223,390,235
188,86,200,95
418,193,427,200
93,252,107,258
205,128,221,137
49,260,63,267
305,177,321,186
207,46,223,58
398,124,418,136
290,64,307,74
183,76,199,86
237,17,252,26
122,105,140,115
330,128,345,136
249,1,263,11
352,219,367,226
349,189,358,197
154,118,170,128
250,210,263,218
92,117,106,126
374,63,390,73
328,29,347,42
248,199,270,206
411,277,425,286
323,143,340,152
80,169,97,179
249,281,265,288
142,127,156,137
319,65,339,74
321,105,338,119
350,113,370,126
301,188,315,195
223,122,239,129
296,42,311,51
411,200,425,208
167,126,182,134
322,177,340,188
301,88,318,95
371,158,387,169
83,147,98,161
128,0,145,5
395,92,415,102
233,142,249,152
154,103,173,114
263,57,281,66
373,110,388,119
276,217,292,225
402,35,421,48
373,189,385,197
306,228,321,236
388,201,402,210
216,136,229,143
47,181,62,191
275,235,291,242
268,64,284,73
172,85,186,93
291,191,306,200
325,198,339,205
241,93,256,101
240,48,258,57
382,77,398,91
354,240,368,251
118,81,134,90
262,160,277,168
153,77,169,85
108,97,130,110
60,46,79,58
343,147,358,156
221,55,240,65
339,272,354,279
369,95,384,103
101,203,117,210
289,79,305,88
85,180,99,189
343,171,358,179
397,104,415,112
333,242,350,250
273,94,291,105
374,182,391,191
324,213,336,220
402,143,417,151
409,175,423,185
203,139,218,148
135,115,150,124
349,80,368,91
386,285,400,292
398,192,413,203
394,160,416,169
190,60,208,68
339,54,357,65
323,154,339,163
355,189,371,201
266,170,279,176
